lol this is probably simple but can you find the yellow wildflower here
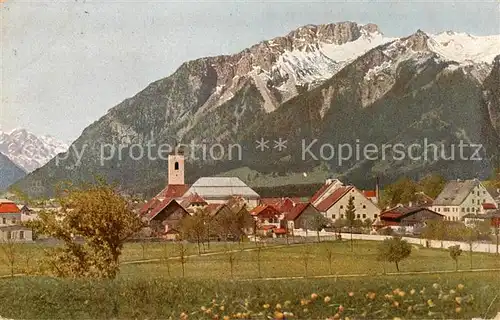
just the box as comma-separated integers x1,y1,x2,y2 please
432,283,439,289
223,316,230,320
275,303,282,310
457,284,465,290
284,300,291,307
449,289,456,295
410,289,416,295
303,308,308,313
427,299,435,307
393,301,400,307
348,291,354,297
219,306,225,311
180,312,188,320
263,303,270,309
274,311,284,319
398,291,406,297
324,296,331,303
455,297,463,304
456,307,462,313
366,292,376,300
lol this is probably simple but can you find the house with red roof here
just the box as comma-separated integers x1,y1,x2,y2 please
312,180,380,222
144,198,189,239
284,202,322,230
0,199,32,242
250,204,282,229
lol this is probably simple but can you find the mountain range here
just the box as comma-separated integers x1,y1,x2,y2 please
0,152,26,190
0,128,68,173
12,21,500,198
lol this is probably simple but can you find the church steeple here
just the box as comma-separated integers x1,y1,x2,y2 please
168,145,185,185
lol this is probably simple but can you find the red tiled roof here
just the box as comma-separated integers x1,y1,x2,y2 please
285,202,309,221
140,198,161,215
482,203,497,210
363,190,377,198
273,228,287,234
250,205,280,219
315,186,353,212
0,202,20,214
261,225,276,230
250,205,268,216
156,184,190,199
310,183,330,203
145,198,185,220
180,193,207,208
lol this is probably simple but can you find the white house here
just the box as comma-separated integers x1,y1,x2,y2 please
311,180,381,222
0,199,33,242
431,179,497,221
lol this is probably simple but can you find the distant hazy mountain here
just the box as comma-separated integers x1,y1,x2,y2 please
13,21,500,197
0,128,69,172
0,152,26,190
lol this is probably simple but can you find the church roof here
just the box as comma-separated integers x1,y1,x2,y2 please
186,177,260,199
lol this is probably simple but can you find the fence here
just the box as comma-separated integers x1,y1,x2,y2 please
289,229,499,254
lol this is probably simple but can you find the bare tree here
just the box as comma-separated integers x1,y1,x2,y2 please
177,241,188,278
0,237,19,277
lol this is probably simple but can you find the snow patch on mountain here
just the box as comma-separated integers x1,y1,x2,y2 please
428,31,500,65
0,128,69,173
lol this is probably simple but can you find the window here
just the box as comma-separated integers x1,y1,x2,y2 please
6,231,11,240
478,191,480,196
483,191,486,195
174,162,179,170
1,218,5,224
341,214,344,219
362,214,366,219
332,214,336,220
483,199,486,203
357,214,361,219
467,208,470,212
340,205,343,209
374,214,378,219
11,218,16,224
472,199,474,204
362,205,366,209
19,231,24,240
461,208,465,212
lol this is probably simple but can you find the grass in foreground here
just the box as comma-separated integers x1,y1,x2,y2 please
0,273,498,319
119,240,500,280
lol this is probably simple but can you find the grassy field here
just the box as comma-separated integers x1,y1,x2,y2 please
119,240,500,280
0,240,499,319
0,273,498,319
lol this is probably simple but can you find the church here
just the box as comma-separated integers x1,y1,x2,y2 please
140,148,260,221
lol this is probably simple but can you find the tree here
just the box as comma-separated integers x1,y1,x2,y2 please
419,174,446,199
177,241,188,278
306,214,329,243
25,180,143,278
449,245,462,271
179,208,210,254
376,236,412,272
380,177,419,208
345,196,356,252
0,238,19,277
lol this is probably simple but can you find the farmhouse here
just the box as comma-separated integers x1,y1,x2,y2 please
431,179,497,221
284,202,322,230
312,180,380,222
0,199,32,242
379,206,443,227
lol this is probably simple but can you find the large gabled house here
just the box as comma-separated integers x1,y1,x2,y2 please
284,202,322,230
311,180,380,222
431,179,497,221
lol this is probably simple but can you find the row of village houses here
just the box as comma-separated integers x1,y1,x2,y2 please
1,151,500,241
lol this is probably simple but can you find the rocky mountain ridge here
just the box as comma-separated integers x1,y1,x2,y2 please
13,21,500,197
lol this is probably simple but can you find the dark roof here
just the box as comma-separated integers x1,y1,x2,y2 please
433,179,480,206
380,206,442,221
156,184,190,199
145,198,186,220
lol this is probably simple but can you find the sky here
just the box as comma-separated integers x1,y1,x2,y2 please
1,0,499,142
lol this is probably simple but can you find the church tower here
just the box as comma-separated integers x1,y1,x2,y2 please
168,147,185,185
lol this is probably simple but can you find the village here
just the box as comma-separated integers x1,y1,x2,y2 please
2,149,500,248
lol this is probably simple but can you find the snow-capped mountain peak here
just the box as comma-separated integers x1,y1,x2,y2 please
428,31,500,64
0,128,69,173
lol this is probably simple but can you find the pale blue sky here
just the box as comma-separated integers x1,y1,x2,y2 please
1,0,499,141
